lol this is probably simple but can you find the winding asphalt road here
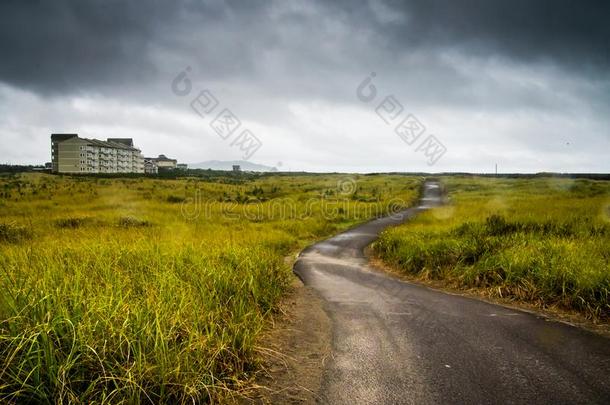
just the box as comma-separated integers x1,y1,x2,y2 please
294,181,610,404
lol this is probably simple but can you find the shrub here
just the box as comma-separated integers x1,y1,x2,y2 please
54,217,88,229
485,214,517,236
166,195,185,203
0,223,32,243
117,216,151,227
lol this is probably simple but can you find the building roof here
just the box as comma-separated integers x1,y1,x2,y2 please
105,140,140,151
50,134,141,151
85,138,110,147
80,138,140,151
51,133,78,142
150,154,177,163
107,138,134,147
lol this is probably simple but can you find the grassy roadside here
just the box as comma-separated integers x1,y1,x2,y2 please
374,176,610,321
0,172,419,403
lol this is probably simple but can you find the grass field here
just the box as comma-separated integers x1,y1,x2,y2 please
0,172,419,403
375,176,610,320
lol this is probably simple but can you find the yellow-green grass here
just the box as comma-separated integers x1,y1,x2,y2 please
0,172,419,403
375,176,610,319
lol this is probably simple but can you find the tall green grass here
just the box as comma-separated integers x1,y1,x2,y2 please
0,173,419,402
375,177,610,319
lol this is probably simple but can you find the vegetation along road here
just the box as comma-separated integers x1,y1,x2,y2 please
294,181,610,404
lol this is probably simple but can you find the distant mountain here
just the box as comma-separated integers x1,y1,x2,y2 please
188,160,277,172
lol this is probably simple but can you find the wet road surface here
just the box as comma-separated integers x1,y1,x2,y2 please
293,181,610,404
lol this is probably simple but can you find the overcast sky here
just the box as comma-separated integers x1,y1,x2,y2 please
0,0,608,172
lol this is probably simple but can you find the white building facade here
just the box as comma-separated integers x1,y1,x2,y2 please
51,134,144,174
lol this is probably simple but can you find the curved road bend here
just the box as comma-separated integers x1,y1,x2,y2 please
293,182,610,404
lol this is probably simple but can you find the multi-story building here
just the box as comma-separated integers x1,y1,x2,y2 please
155,154,178,170
51,134,145,174
145,154,178,172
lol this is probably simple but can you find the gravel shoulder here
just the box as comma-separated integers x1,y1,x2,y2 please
244,277,332,404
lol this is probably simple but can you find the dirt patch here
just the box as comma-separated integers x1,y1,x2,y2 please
242,277,331,404
365,247,610,338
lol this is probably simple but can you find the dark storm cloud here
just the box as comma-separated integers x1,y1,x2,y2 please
0,0,292,95
378,0,610,72
0,0,173,93
0,0,608,96
0,0,227,94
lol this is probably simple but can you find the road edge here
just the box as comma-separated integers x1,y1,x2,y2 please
241,273,332,404
364,246,610,338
